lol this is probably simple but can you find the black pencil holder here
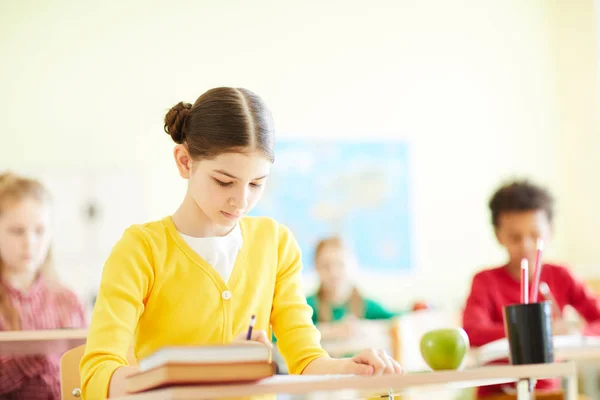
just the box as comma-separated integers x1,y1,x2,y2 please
503,301,554,365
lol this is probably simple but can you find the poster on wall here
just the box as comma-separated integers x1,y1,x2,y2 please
250,139,413,273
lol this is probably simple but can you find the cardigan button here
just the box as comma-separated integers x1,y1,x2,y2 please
222,290,232,300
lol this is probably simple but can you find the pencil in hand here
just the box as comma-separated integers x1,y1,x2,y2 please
246,314,256,340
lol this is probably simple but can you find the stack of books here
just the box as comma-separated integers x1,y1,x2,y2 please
126,343,275,394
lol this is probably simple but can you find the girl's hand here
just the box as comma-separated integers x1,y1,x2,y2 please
302,349,403,376
232,329,272,347
343,348,403,376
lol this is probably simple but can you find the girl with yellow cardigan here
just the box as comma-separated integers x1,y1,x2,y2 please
79,87,403,399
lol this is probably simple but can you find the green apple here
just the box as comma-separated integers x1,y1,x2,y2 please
419,328,470,371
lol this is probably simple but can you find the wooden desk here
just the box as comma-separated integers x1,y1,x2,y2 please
112,362,578,400
0,328,87,355
472,335,600,399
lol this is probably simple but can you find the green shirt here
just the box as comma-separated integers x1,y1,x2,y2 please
305,294,397,323
272,294,398,343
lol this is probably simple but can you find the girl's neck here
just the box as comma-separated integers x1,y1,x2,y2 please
172,193,233,238
321,284,354,305
1,267,38,292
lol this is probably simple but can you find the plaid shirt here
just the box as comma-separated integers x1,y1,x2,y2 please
0,276,87,399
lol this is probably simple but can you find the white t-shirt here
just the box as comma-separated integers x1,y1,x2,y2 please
179,224,243,284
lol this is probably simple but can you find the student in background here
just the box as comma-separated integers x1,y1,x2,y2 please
308,237,397,340
80,87,403,399
463,180,600,399
0,172,87,399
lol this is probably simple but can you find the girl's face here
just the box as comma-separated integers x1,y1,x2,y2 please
0,197,52,276
185,150,271,234
315,245,356,294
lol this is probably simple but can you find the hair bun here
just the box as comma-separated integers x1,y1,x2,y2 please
164,102,192,144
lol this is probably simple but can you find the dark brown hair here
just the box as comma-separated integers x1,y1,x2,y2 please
489,179,555,228
163,87,275,162
314,237,364,322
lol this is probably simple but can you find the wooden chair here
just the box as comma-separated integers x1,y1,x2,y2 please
60,344,137,399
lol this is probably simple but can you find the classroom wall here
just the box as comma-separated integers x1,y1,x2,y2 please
552,0,600,275
1,0,598,311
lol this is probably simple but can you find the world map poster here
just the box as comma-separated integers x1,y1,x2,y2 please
250,139,413,273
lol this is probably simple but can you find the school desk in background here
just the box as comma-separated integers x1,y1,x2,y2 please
0,328,87,355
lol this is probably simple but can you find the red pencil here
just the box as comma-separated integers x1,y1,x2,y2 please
531,239,544,302
521,258,529,304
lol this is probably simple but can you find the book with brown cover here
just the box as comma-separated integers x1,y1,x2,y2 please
126,361,276,393
138,343,272,372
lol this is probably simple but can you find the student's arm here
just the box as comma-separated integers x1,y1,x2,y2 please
270,225,401,376
0,316,51,394
270,225,330,374
79,227,153,399
462,273,505,347
562,268,600,335
0,355,48,394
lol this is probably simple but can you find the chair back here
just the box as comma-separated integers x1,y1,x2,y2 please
60,344,137,399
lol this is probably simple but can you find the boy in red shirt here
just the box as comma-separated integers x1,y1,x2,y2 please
463,180,600,398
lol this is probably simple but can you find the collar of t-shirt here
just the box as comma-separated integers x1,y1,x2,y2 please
178,224,243,284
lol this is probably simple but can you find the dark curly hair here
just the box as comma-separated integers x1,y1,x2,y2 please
489,180,554,228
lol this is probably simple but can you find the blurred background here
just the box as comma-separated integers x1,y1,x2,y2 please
1,0,599,318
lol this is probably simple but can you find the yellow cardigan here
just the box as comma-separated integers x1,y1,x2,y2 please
80,216,327,399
